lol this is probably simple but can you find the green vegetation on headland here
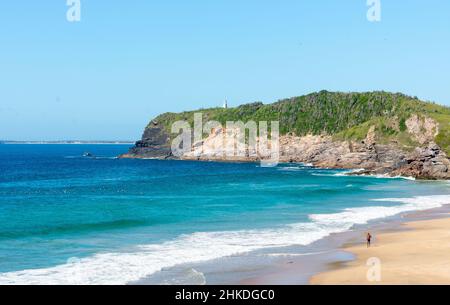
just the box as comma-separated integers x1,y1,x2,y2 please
0,141,135,145
150,91,450,155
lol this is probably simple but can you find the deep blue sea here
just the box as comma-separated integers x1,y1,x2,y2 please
0,144,449,284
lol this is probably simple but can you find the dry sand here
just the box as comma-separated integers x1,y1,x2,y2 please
310,216,450,285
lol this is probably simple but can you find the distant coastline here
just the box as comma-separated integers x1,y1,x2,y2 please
0,141,135,145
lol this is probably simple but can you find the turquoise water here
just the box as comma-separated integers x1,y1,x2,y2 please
0,144,449,284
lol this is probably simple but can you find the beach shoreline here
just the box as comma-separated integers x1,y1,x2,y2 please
2,144,449,285
238,204,450,285
132,190,450,286
310,214,450,285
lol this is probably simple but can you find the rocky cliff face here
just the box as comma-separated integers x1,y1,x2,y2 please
390,144,450,180
178,128,449,180
278,134,450,180
121,120,173,159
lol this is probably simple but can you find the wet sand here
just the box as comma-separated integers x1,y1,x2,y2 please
239,206,450,285
310,216,450,285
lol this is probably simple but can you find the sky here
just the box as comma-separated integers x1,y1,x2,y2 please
0,0,449,141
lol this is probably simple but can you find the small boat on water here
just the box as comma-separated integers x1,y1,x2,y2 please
83,152,94,158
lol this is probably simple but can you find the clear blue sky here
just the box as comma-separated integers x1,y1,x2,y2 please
1,1,449,141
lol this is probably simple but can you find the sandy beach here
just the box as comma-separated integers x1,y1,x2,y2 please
310,216,450,285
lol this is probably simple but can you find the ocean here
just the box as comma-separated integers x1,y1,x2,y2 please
0,144,449,284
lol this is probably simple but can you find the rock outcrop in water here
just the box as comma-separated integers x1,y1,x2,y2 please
121,91,450,180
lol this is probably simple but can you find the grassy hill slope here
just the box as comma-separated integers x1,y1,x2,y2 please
150,91,450,154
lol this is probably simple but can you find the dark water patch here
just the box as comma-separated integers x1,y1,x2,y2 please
0,219,149,240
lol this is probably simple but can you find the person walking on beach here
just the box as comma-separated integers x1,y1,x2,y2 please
367,232,372,248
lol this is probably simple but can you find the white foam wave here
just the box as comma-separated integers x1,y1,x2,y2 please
277,163,314,171
344,170,416,180
312,170,416,181
310,169,363,177
1,195,448,285
296,162,314,167
160,268,206,285
333,169,366,176
0,223,335,285
278,167,302,171
311,195,450,227
368,174,416,181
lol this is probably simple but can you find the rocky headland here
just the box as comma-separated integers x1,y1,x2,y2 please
121,91,450,180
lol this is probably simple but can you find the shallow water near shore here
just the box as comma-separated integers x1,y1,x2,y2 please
0,144,449,285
